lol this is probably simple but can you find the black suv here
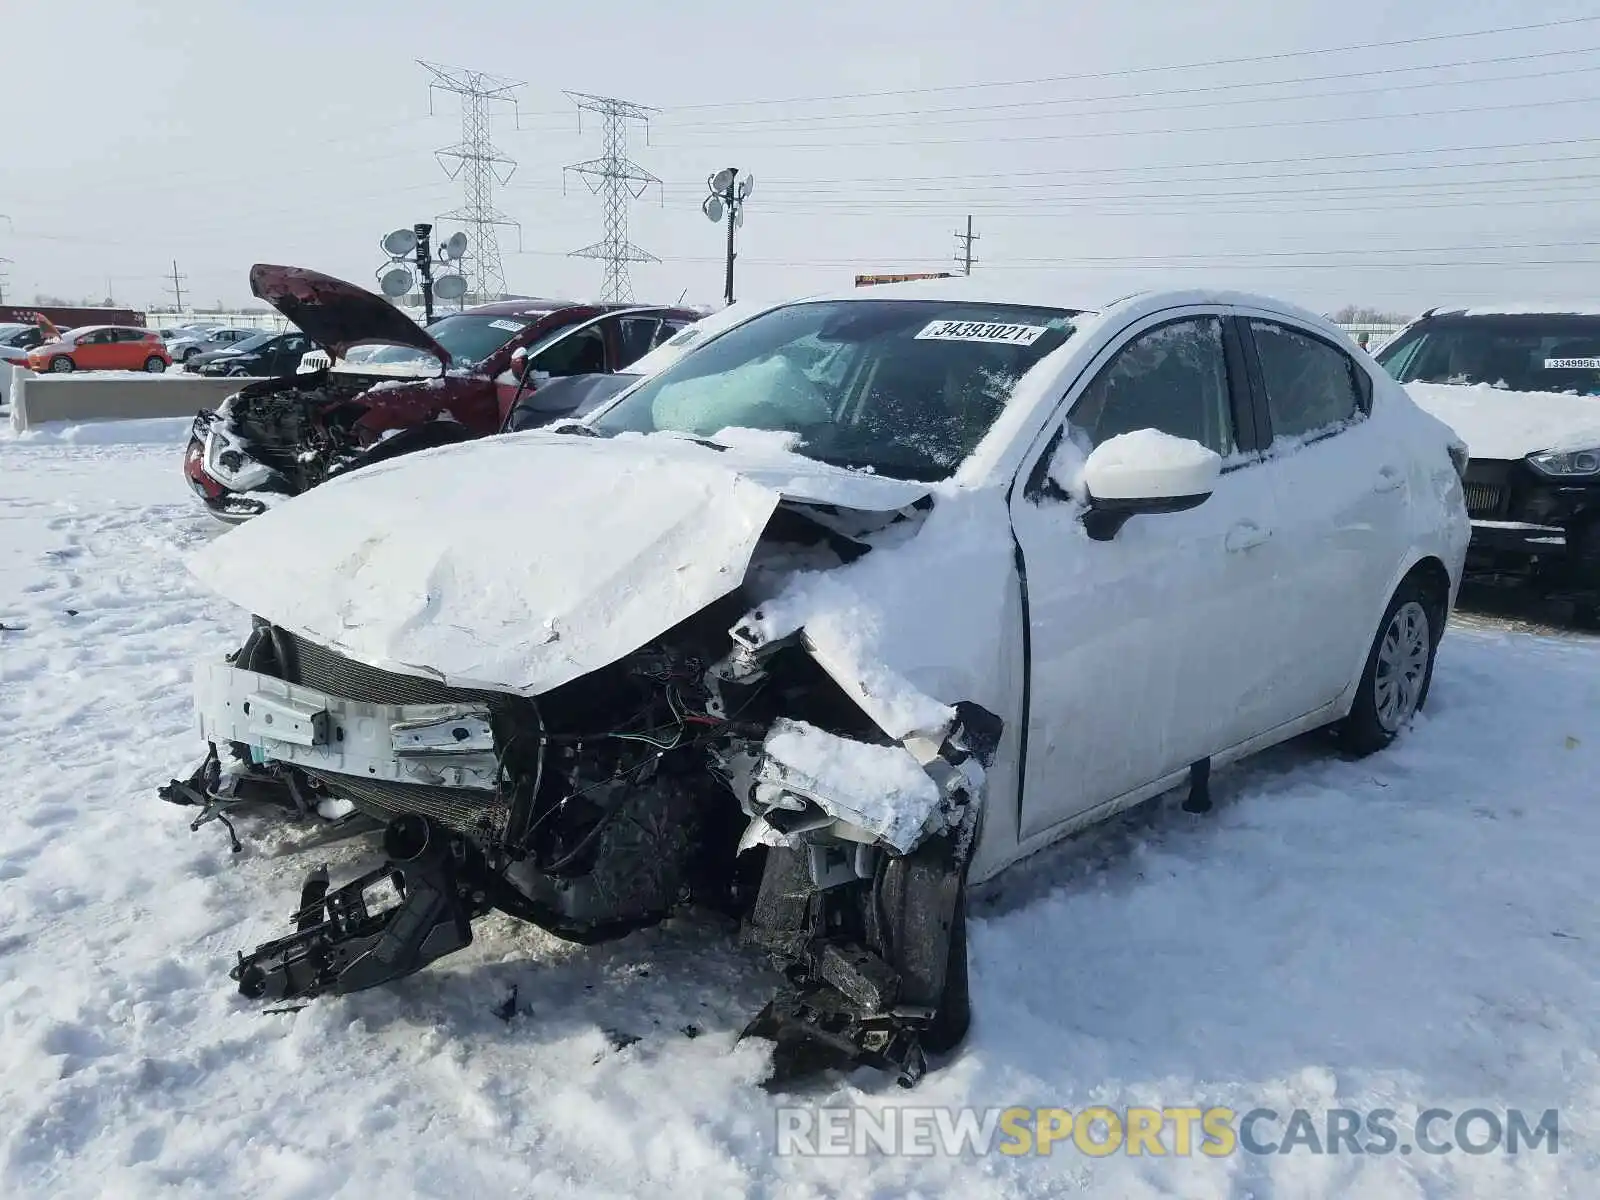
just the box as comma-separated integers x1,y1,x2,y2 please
1377,308,1600,623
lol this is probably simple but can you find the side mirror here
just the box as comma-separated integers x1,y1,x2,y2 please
1080,430,1221,541
510,346,529,379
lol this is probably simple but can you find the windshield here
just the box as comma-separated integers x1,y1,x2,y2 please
225,332,277,354
1378,314,1600,395
590,300,1079,481
366,312,540,368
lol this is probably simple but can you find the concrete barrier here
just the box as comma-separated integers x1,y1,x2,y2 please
9,371,267,432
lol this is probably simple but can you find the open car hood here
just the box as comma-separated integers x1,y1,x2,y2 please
186,430,933,696
1406,382,1600,461
248,264,451,366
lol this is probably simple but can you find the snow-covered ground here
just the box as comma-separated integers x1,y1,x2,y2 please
2,421,1598,1198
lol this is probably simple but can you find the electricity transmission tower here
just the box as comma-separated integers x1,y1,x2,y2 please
420,60,524,302
954,216,979,275
564,92,660,302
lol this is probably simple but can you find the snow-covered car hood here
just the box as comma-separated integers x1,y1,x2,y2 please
186,430,932,696
1406,382,1600,460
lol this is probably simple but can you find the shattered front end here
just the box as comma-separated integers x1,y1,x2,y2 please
164,597,1000,1084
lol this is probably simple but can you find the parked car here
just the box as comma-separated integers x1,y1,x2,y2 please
1376,305,1600,624
167,326,257,363
0,322,53,365
187,330,315,377
163,278,1469,1084
26,325,171,373
181,264,699,523
502,300,765,430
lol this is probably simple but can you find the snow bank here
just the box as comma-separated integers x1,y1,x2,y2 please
5,416,194,446
1406,382,1600,460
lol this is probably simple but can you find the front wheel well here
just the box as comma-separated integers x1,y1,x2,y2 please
1400,556,1452,640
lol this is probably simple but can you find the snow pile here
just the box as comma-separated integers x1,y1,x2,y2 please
1407,382,1600,460
759,718,941,852
5,416,193,446
707,426,804,454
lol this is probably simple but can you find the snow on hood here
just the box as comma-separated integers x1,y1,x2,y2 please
1404,382,1600,461
186,430,931,696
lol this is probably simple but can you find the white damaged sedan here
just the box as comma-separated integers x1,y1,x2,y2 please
163,277,1469,1084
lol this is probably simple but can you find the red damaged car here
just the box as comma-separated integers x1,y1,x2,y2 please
183,264,699,523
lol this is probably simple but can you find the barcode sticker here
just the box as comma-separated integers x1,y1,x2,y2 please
914,319,1048,345
1544,357,1600,369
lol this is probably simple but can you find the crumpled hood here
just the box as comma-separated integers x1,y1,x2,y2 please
1405,382,1600,461
249,264,450,365
187,430,931,696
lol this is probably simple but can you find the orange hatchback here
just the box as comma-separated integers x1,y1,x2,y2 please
27,326,172,374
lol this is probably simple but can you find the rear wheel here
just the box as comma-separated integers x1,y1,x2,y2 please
1338,578,1439,756
48,356,74,373
144,356,167,373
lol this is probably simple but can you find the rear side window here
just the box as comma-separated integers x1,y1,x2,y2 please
1250,321,1364,441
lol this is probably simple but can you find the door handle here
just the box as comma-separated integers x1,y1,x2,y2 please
1225,522,1271,552
1374,465,1404,492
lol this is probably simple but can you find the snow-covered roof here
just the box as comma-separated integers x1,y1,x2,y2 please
1428,303,1600,318
805,269,1331,326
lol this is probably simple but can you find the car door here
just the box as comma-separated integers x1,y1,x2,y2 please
614,314,665,369
1231,310,1411,718
112,328,147,369
1009,311,1286,840
269,335,304,374
76,330,115,369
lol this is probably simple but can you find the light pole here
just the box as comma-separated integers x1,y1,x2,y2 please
703,168,754,306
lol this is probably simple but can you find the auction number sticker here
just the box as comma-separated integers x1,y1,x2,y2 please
1544,357,1600,369
915,319,1048,345
489,319,525,332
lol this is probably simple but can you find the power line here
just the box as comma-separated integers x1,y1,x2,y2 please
563,92,661,303
654,92,1600,150
654,14,1600,111
420,60,525,302
658,49,1600,132
755,170,1600,208
742,135,1600,187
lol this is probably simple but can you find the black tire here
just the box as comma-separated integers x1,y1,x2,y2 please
182,347,199,362
920,886,971,1055
48,356,74,373
143,356,166,374
1338,576,1441,757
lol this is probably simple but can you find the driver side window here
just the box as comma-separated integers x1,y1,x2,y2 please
532,328,606,377
1070,316,1236,456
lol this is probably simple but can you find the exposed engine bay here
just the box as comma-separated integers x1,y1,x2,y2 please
185,372,476,521
163,507,1001,1085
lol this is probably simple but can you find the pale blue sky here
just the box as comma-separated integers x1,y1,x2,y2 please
3,0,1599,314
